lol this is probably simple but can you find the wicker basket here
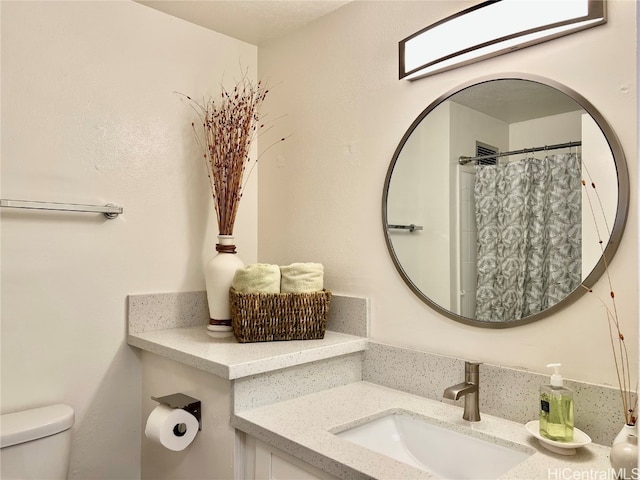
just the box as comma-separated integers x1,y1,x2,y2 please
230,288,332,343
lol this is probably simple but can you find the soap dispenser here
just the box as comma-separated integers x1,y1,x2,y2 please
540,363,574,442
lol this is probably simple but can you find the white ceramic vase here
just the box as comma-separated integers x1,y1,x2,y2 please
610,424,638,480
204,235,244,339
613,423,638,445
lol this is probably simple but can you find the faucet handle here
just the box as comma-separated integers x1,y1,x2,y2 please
464,361,481,385
465,361,482,372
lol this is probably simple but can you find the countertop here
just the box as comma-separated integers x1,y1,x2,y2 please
233,381,612,480
128,326,368,379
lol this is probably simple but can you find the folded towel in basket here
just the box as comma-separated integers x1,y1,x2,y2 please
280,262,324,293
232,263,281,294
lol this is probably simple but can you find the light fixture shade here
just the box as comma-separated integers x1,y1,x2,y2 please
400,0,606,80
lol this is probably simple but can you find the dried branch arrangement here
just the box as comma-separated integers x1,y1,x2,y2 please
181,72,284,235
581,164,637,426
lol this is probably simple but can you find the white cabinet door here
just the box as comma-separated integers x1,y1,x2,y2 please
250,437,338,480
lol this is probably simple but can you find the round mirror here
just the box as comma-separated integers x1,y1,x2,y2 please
383,74,629,327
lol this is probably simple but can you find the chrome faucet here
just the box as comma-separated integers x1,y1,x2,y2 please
443,361,481,422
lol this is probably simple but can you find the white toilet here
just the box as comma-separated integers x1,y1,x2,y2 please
0,404,74,479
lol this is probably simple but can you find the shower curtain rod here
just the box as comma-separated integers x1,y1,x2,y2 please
458,141,581,165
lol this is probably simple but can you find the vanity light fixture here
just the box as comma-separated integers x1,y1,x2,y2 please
400,0,606,80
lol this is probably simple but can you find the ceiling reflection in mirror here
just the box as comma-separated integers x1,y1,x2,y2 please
383,76,628,328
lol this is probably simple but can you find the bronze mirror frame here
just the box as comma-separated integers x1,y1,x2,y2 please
382,73,629,328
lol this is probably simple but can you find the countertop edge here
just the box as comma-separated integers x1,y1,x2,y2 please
127,334,230,377
227,337,369,379
127,328,368,380
233,415,380,480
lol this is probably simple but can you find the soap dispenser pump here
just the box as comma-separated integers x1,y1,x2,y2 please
540,363,574,442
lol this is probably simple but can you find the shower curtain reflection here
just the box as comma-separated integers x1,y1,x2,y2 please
474,154,582,322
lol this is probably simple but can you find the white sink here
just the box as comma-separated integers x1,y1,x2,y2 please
336,413,532,479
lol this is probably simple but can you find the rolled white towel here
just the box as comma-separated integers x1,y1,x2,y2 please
280,262,324,293
232,263,281,294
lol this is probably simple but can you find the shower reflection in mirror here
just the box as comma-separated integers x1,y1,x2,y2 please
461,146,582,321
384,78,623,326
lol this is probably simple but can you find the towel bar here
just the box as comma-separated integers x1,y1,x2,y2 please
0,199,123,219
387,223,423,233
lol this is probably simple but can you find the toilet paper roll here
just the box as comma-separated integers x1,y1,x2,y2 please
144,404,199,451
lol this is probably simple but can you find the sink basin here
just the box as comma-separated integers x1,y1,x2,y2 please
336,413,532,479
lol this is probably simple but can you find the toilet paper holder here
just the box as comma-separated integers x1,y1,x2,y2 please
151,393,202,431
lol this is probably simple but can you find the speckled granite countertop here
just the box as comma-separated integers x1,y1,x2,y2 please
233,381,611,480
128,326,368,379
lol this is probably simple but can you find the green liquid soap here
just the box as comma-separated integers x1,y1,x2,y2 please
539,363,574,442
540,390,574,442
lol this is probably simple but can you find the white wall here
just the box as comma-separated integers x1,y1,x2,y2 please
386,102,451,307
140,353,235,480
582,113,620,279
449,101,508,315
258,0,638,387
509,110,582,149
1,2,257,478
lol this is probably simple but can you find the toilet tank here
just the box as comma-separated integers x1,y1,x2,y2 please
0,404,74,480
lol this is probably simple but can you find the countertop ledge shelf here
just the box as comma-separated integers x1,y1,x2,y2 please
128,326,368,380
232,381,612,480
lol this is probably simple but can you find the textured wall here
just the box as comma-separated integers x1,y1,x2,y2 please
257,0,638,387
1,2,257,478
141,353,235,480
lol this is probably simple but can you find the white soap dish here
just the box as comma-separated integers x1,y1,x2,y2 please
525,420,591,455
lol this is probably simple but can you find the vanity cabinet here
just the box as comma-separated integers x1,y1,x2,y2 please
247,436,338,480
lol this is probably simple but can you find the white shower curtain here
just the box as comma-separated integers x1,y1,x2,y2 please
474,153,582,322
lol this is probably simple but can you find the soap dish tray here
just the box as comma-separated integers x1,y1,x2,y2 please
525,420,591,455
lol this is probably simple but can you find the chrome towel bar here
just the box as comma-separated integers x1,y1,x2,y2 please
0,199,123,219
387,223,423,233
